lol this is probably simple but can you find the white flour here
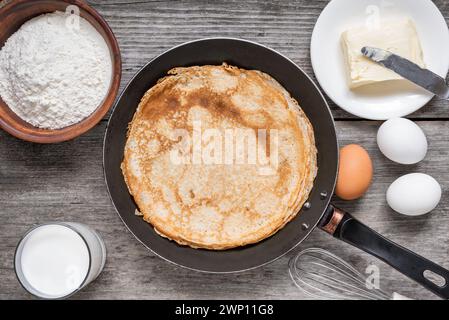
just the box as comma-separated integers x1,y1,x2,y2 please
0,11,112,129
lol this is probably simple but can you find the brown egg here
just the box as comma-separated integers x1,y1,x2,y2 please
336,144,373,200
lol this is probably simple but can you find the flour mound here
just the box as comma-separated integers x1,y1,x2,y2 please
0,11,112,129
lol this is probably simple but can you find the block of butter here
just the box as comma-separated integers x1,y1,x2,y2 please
341,18,425,89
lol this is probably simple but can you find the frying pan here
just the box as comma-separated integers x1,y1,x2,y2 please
104,38,449,298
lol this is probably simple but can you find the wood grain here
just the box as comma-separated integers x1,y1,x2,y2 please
1,120,448,300
88,0,449,120
1,0,449,300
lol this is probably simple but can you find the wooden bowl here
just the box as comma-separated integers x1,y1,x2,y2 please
0,0,121,143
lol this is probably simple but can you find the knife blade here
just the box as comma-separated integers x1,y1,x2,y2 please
361,46,449,99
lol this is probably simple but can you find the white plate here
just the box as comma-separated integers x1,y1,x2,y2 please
311,0,449,120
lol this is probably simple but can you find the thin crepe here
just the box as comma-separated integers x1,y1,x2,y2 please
122,64,317,250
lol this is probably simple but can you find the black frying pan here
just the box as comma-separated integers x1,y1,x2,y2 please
104,38,449,298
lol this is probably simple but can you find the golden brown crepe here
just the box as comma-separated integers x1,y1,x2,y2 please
122,64,317,250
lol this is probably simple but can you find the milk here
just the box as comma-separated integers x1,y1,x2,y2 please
15,223,106,299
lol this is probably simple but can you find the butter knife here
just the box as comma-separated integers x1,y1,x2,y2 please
361,46,449,99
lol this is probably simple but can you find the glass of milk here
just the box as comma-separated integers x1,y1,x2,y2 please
14,222,106,299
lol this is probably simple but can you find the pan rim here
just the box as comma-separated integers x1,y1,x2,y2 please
103,37,339,273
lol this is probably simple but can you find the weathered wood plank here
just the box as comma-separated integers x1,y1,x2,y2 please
1,120,447,299
1,0,449,301
1,0,449,119
86,0,449,120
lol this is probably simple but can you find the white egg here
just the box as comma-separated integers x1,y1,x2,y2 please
387,173,442,216
377,118,428,164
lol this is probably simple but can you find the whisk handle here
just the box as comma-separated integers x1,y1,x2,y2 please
320,205,449,299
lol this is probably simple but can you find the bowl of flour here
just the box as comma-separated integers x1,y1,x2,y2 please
0,0,121,143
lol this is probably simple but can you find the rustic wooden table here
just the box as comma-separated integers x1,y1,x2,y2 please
1,0,448,300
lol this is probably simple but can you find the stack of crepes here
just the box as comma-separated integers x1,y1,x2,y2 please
122,64,317,250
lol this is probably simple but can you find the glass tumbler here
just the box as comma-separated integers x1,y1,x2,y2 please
14,222,106,299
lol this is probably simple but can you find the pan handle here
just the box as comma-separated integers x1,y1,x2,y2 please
319,204,449,299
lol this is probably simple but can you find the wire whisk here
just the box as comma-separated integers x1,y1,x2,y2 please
289,248,410,300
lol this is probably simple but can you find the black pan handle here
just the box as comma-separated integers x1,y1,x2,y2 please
319,204,449,299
